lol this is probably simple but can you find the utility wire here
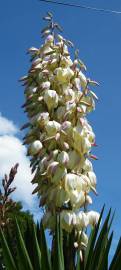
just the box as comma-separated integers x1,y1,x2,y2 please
39,0,121,15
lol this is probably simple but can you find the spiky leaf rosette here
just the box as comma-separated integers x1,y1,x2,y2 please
21,12,100,249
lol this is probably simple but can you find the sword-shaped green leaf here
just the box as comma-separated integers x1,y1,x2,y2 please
0,228,17,270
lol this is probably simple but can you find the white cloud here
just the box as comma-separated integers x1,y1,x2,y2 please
0,114,41,221
0,113,17,135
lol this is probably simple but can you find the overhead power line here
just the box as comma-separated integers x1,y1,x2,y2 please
39,0,121,15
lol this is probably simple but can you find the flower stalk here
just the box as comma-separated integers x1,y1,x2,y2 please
0,164,19,228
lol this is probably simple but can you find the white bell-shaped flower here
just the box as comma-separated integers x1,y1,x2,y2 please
82,158,93,172
67,150,81,170
87,211,100,226
76,211,89,230
55,67,74,83
44,90,58,110
64,173,84,193
45,120,61,136
69,190,85,208
32,112,50,127
60,210,77,232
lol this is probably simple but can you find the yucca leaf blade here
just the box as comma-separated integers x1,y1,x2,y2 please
15,219,33,270
53,215,64,270
89,209,112,270
0,227,17,270
109,237,121,270
40,221,52,270
32,224,41,270
97,231,113,270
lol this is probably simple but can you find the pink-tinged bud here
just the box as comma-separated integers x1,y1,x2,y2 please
47,161,59,176
63,142,70,150
47,161,67,184
41,81,50,90
45,34,54,43
90,154,98,160
57,151,69,166
27,47,39,53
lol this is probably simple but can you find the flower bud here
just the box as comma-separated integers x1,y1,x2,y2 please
47,161,59,176
45,34,54,44
61,121,72,136
87,171,97,188
78,70,87,88
47,161,67,183
41,81,50,90
38,156,48,173
81,137,91,154
28,140,43,155
73,78,81,91
57,151,69,166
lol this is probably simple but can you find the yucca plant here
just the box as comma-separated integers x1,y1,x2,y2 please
0,12,120,270
0,207,121,269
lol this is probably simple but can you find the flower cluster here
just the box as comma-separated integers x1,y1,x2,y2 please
21,13,100,249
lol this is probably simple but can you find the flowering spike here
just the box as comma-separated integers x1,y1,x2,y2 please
21,13,100,250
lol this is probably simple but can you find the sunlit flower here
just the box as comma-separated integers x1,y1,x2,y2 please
87,211,100,226
60,210,77,232
55,67,74,83
44,90,58,110
45,120,61,136
76,212,89,230
28,140,43,155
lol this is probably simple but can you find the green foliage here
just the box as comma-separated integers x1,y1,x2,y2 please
0,208,121,270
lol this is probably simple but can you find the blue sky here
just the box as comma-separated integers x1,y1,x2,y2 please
0,0,121,252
